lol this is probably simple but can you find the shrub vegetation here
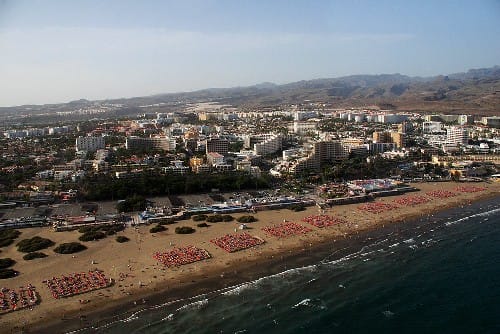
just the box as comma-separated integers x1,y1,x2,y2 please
237,215,258,223
78,224,125,241
23,252,47,260
116,236,130,243
54,242,87,254
206,214,223,223
0,229,21,248
222,215,234,222
175,226,195,234
79,231,106,242
192,214,207,222
17,236,55,253
116,195,147,213
206,214,234,223
0,258,15,269
150,225,166,233
0,269,17,279
158,220,175,226
289,204,306,212
0,239,14,248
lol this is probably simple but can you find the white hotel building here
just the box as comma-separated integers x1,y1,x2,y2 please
75,136,105,152
447,126,469,145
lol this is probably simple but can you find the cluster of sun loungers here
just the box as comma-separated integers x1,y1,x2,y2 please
211,232,265,253
455,186,486,193
302,215,348,228
0,285,37,313
393,195,431,206
357,202,399,214
426,190,457,198
262,222,312,238
43,270,111,299
153,246,211,267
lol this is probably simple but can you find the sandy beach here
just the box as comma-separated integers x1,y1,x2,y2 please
0,182,498,333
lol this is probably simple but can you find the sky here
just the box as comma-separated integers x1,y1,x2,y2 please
0,0,499,107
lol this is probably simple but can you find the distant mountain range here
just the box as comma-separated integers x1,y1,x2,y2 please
2,66,499,117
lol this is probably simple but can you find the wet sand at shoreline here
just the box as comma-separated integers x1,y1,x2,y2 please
0,182,498,333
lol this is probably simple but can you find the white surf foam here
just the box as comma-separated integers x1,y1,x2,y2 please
292,298,311,308
175,298,208,312
161,313,174,321
292,298,327,310
383,310,395,318
445,207,500,226
222,264,318,296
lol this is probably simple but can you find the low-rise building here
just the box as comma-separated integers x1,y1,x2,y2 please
481,116,500,128
162,160,190,175
207,152,225,166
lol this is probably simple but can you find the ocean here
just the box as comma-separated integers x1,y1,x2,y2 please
71,197,500,334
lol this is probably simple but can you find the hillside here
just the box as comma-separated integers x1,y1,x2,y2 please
115,66,500,115
1,66,499,117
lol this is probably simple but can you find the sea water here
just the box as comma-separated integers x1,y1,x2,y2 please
72,197,500,334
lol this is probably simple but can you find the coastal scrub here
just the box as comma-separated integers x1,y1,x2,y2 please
17,236,54,253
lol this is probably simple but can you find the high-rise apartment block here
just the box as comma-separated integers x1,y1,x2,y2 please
125,136,176,151
447,127,468,145
205,138,229,155
75,136,105,152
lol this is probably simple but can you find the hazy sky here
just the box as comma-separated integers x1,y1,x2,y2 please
0,0,499,107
